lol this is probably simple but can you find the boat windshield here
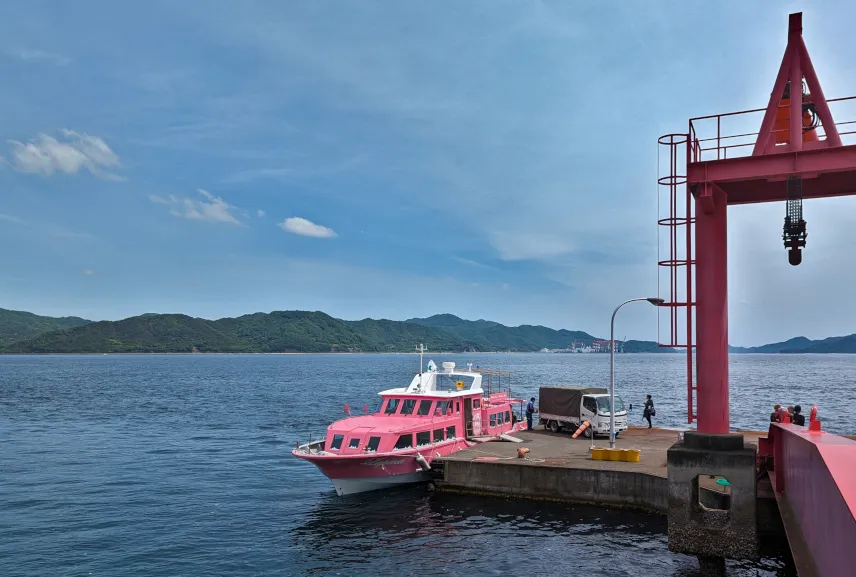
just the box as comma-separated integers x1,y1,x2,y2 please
596,396,625,413
435,374,475,392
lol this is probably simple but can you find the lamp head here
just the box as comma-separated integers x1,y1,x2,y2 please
646,297,665,306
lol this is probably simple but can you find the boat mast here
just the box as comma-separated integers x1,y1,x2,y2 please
417,343,425,390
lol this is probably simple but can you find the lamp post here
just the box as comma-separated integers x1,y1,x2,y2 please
609,297,664,448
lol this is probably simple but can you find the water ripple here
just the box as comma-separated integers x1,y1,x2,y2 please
0,353,804,576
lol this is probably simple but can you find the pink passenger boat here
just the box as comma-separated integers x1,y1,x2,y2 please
292,352,525,496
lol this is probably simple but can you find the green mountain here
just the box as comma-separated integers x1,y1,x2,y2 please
406,314,597,351
729,334,856,354
1,310,665,354
0,308,92,347
729,337,814,354
2,311,470,354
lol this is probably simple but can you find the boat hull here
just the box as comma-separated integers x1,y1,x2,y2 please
292,452,432,496
331,471,429,496
293,440,472,496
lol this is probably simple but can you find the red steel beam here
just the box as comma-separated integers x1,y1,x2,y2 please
688,144,856,185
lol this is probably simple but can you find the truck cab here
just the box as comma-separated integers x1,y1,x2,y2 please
580,393,627,437
538,386,628,438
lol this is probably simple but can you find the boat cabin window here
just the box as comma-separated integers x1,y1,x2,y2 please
505,411,511,423
417,400,432,416
446,425,456,439
385,398,400,415
330,434,344,450
394,434,413,450
348,438,360,449
374,399,384,413
490,414,496,427
416,431,431,446
456,402,460,413
366,436,381,452
498,412,505,425
435,374,476,392
433,428,445,442
583,396,598,414
401,399,417,415
434,400,451,415
473,399,481,409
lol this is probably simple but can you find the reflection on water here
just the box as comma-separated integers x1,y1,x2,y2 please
294,486,794,577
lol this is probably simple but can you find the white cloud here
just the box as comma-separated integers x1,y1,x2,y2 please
257,209,266,217
149,189,241,225
7,130,121,179
0,213,26,225
278,217,337,238
83,269,95,276
13,49,71,66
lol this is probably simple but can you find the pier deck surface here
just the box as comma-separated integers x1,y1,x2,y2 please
440,426,762,481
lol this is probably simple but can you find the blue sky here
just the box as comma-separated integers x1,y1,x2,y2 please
2,0,856,346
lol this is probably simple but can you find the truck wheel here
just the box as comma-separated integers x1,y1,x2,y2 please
584,426,593,439
549,420,561,433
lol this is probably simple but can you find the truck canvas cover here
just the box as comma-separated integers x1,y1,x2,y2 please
539,386,608,418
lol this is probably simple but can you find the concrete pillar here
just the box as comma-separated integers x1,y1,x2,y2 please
695,184,729,434
667,432,759,572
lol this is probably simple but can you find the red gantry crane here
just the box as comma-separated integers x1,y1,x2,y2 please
658,12,856,433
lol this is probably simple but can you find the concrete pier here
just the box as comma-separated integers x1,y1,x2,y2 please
435,427,760,514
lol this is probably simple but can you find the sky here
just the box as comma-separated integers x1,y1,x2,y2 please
2,0,856,347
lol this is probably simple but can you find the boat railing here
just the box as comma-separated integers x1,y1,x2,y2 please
470,367,514,400
295,439,326,454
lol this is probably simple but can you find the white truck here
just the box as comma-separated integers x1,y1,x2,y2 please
538,386,628,438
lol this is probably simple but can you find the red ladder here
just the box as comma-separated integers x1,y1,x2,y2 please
657,134,696,424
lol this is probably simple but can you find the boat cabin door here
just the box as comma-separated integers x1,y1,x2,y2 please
464,398,474,437
464,397,482,438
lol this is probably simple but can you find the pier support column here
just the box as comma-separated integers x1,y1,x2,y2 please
667,432,758,573
697,556,726,577
695,183,729,434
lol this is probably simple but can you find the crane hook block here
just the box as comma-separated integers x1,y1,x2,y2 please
783,177,807,266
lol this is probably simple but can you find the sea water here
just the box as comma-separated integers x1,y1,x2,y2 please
4,352,841,576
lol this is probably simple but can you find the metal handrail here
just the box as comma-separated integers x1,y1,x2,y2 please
688,95,856,162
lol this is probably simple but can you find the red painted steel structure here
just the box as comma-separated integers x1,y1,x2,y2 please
658,12,856,432
761,423,856,576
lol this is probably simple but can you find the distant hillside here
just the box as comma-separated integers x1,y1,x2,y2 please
0,308,91,347
1,310,666,354
730,334,856,354
406,314,598,351
4,311,468,354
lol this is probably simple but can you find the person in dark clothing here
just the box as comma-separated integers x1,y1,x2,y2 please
793,405,806,426
526,397,535,430
643,395,654,428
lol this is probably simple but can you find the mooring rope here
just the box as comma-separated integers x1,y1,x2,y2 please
468,447,546,464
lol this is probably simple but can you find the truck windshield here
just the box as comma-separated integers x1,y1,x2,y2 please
596,396,625,413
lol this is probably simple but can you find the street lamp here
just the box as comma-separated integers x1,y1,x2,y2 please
609,297,664,448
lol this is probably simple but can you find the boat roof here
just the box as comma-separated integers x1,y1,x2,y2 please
378,361,512,398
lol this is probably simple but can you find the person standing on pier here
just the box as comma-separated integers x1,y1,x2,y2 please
643,395,655,428
770,404,782,422
792,405,806,426
526,397,535,430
